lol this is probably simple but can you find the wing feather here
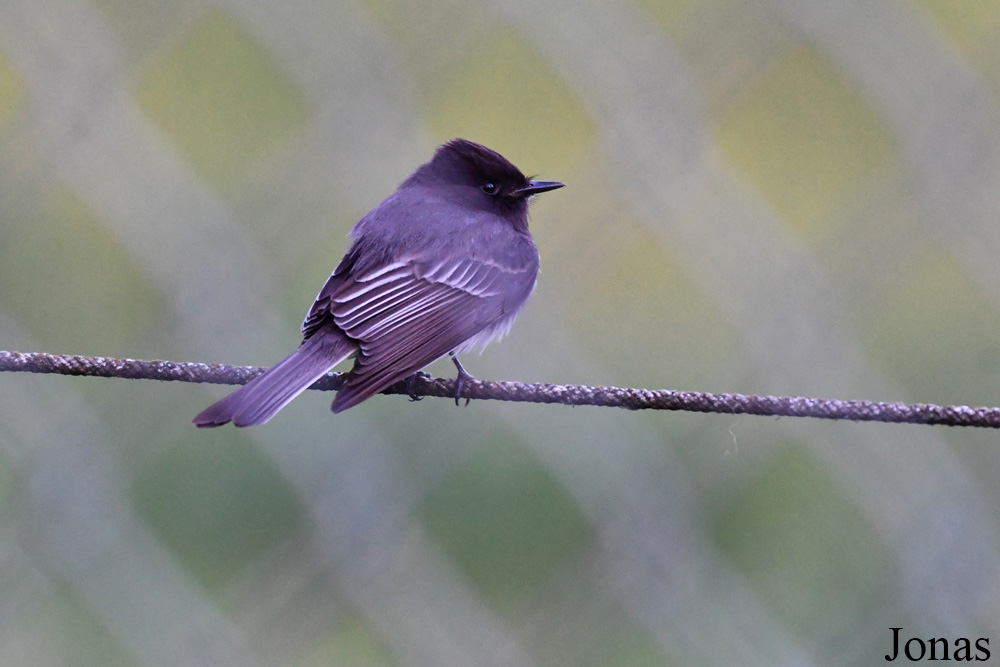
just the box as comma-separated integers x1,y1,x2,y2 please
347,285,465,341
335,277,421,324
301,231,538,413
325,252,535,411
355,261,408,281
332,297,481,412
332,267,411,304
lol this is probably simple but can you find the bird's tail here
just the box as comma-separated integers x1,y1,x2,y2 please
193,330,354,428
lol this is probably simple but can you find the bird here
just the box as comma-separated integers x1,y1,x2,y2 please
193,138,563,427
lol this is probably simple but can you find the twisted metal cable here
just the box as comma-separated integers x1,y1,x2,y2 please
2,350,998,428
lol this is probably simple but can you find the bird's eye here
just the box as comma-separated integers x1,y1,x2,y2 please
482,181,499,195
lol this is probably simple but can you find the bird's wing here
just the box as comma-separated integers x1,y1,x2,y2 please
301,245,362,340
326,253,536,412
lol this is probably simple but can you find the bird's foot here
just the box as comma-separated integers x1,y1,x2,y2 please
450,354,473,407
406,371,433,402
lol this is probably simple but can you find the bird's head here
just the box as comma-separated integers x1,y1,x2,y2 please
408,139,563,225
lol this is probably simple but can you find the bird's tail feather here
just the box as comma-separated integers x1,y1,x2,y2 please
193,331,354,428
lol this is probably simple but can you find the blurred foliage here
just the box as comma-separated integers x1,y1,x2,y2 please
914,1,1000,60
569,226,740,390
0,49,24,131
363,0,595,170
861,251,1000,405
421,29,596,171
0,188,166,356
24,590,138,667
301,614,397,667
715,46,894,241
716,446,890,641
0,448,18,518
422,440,592,613
131,432,304,591
138,9,310,193
634,0,701,40
586,628,671,667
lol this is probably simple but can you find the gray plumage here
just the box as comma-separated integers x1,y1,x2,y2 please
194,139,562,427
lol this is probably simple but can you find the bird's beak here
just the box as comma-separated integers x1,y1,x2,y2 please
516,180,565,196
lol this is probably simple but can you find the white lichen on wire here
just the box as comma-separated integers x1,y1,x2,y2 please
2,350,999,428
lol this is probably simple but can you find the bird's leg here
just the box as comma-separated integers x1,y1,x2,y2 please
449,352,473,406
405,371,433,402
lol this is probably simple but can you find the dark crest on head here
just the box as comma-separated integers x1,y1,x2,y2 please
410,138,530,195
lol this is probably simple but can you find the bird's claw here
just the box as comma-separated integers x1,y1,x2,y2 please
406,371,433,401
453,370,474,407
448,353,474,406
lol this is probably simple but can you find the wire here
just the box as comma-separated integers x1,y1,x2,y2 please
1,350,998,428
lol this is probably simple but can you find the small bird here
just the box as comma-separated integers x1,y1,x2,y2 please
194,139,563,427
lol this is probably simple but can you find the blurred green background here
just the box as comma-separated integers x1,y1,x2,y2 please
2,1,1000,665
